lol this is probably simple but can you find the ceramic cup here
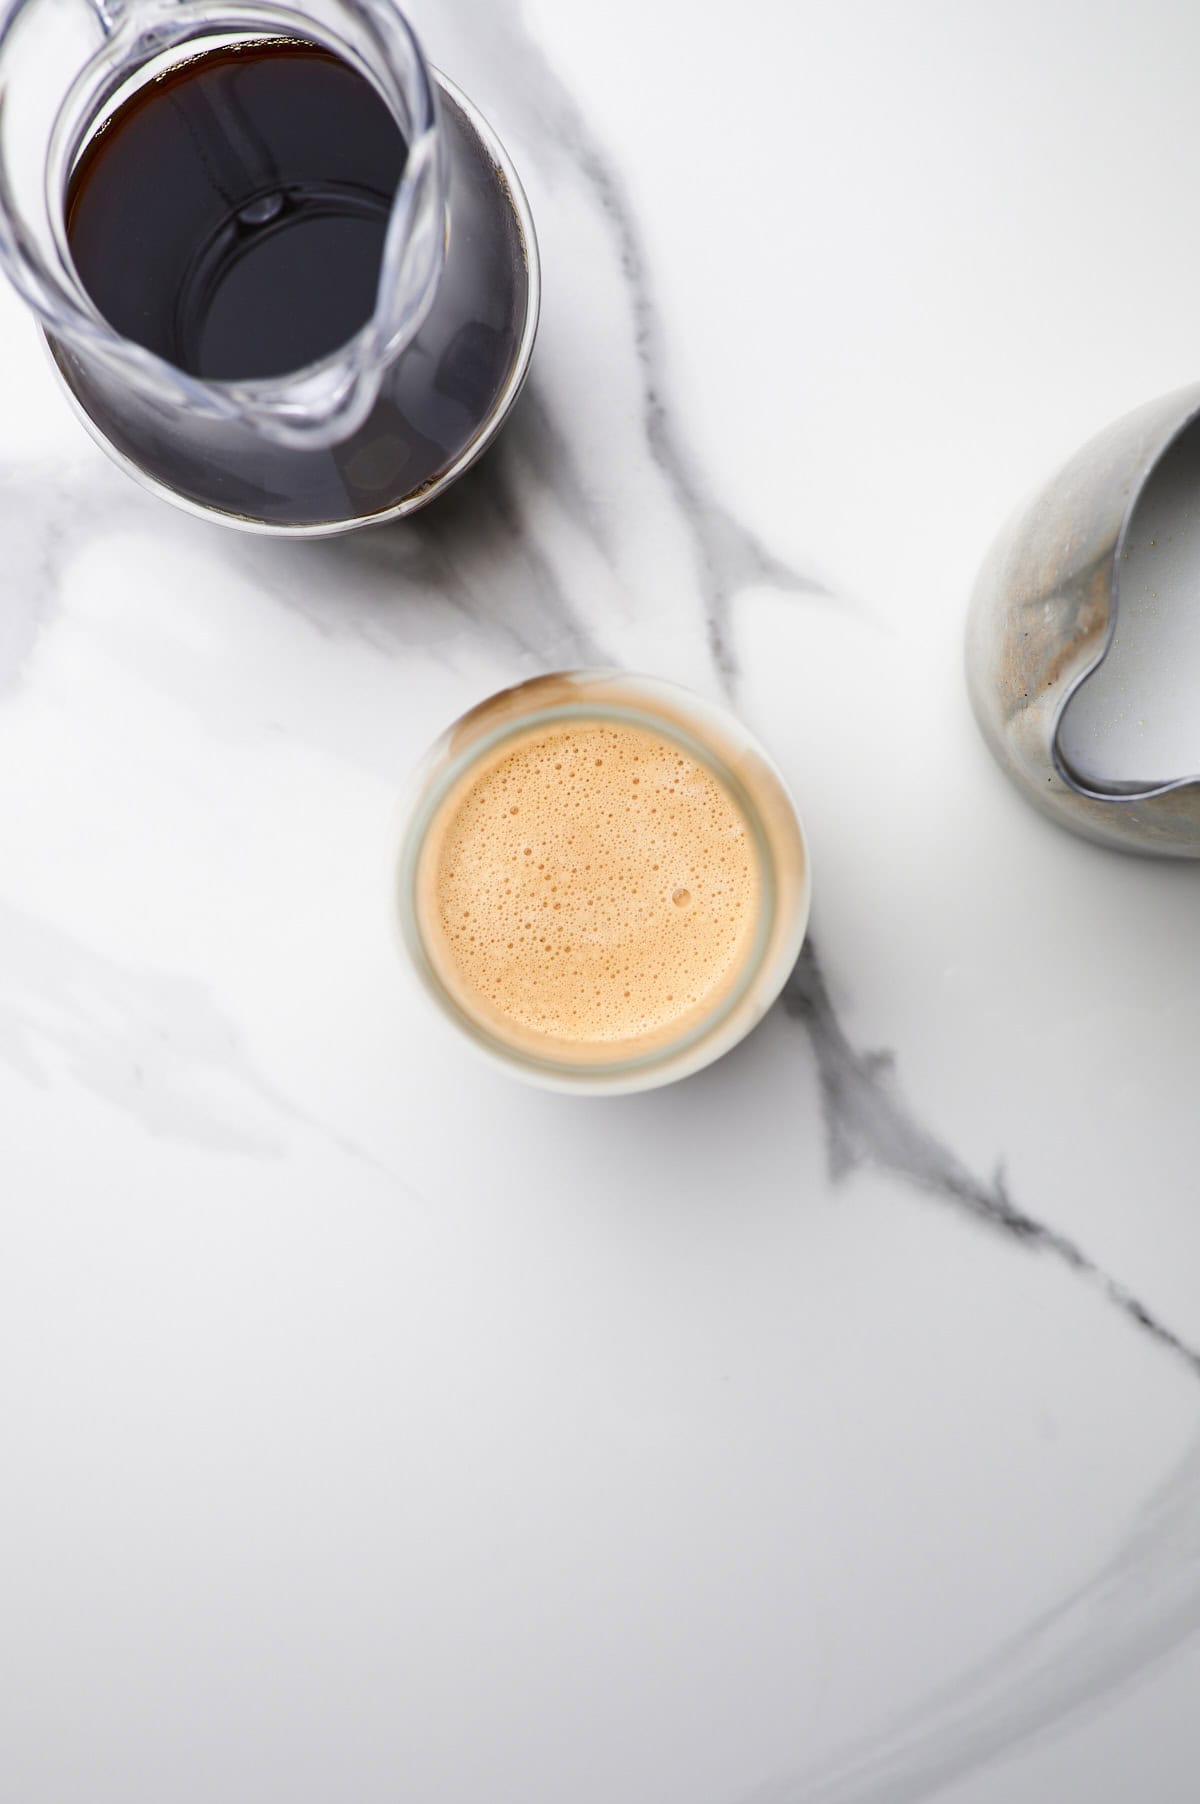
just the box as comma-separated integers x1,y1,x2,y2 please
394,671,811,1094
966,383,1200,856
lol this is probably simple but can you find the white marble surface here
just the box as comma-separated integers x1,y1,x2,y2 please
3,3,1200,1801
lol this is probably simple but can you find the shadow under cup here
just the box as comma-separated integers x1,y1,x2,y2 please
394,673,812,1095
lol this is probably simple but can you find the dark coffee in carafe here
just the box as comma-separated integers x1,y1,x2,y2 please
52,38,534,530
68,43,406,384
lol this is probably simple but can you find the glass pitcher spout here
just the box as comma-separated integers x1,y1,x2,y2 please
0,0,449,451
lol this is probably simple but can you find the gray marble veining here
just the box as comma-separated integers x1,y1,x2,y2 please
418,0,829,674
234,409,612,672
747,1429,1200,1804
0,899,414,1189
782,944,1200,1381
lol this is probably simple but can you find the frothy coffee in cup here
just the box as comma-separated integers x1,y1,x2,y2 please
397,673,810,1091
424,719,761,1051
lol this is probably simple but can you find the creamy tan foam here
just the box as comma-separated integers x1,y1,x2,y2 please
416,718,763,1056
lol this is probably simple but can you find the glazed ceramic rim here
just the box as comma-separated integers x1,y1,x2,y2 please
41,66,541,538
392,672,812,1096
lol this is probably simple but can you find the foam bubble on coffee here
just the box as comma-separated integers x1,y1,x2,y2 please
420,719,762,1052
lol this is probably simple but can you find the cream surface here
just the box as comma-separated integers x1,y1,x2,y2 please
421,719,762,1050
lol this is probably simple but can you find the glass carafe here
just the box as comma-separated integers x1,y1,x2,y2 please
0,0,538,533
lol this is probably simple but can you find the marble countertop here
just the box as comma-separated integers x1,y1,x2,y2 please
4,2,1200,1801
